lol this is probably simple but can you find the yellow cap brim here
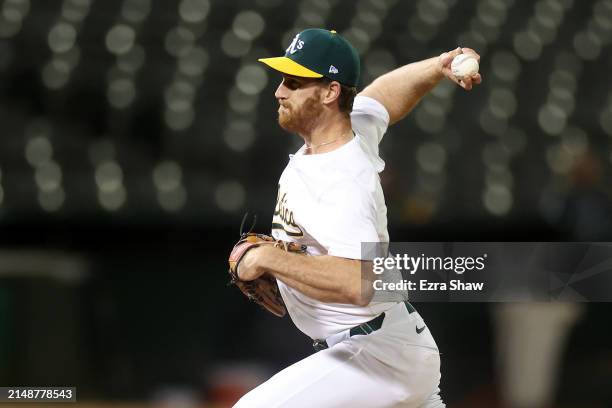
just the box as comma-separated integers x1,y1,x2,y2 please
258,57,323,78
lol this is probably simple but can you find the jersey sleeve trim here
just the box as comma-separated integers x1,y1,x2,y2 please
352,95,390,128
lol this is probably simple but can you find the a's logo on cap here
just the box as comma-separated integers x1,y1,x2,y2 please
329,65,339,74
286,34,305,55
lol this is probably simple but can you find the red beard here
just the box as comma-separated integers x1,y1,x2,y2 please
277,92,324,134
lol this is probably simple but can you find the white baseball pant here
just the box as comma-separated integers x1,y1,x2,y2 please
234,302,445,407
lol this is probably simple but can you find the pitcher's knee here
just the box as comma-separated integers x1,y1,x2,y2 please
232,387,271,408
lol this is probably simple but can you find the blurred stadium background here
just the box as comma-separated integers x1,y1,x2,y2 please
0,0,611,406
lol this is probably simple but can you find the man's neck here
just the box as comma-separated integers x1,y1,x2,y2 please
301,114,353,155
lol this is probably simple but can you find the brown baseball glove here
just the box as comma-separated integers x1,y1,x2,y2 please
228,232,306,317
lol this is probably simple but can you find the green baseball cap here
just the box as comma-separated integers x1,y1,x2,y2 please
258,28,360,87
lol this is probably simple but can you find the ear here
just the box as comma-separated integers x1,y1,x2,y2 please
321,81,341,106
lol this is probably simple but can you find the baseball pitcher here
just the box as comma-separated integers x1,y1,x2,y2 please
228,28,481,407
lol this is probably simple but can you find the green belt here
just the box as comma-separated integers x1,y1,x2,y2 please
312,302,416,352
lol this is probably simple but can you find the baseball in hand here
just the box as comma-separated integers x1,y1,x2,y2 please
451,54,479,78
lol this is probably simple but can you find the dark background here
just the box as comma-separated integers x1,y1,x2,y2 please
0,0,611,406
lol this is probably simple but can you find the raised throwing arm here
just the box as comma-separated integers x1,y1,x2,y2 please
359,47,482,125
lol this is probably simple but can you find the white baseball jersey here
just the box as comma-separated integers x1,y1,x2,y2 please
270,95,398,340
